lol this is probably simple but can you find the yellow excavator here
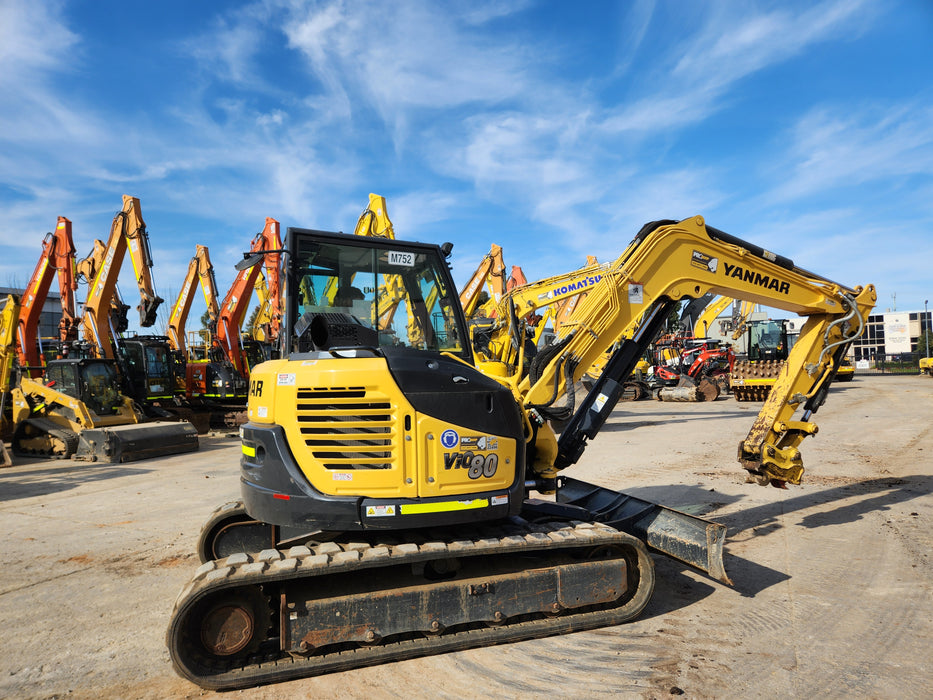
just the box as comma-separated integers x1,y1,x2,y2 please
167,215,874,690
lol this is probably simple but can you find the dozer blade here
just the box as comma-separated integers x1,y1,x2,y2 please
525,476,730,584
76,420,199,463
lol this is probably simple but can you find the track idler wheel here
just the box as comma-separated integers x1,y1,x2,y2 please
174,585,270,667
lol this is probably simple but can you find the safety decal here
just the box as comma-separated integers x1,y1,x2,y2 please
277,373,296,386
332,473,353,481
628,283,644,304
440,429,459,449
366,505,396,517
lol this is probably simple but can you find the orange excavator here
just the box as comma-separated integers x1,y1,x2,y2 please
15,216,79,378
208,218,282,400
460,244,507,318
167,245,220,361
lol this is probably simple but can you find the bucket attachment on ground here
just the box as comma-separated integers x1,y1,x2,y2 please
76,420,199,463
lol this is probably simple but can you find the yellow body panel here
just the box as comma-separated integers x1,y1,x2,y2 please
249,356,518,499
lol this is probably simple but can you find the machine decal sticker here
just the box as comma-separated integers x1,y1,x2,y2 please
440,429,459,449
388,250,415,267
490,494,508,506
691,250,718,273
628,283,644,304
276,373,296,386
366,505,396,517
722,262,790,294
443,451,499,479
460,435,498,450
332,473,353,481
538,274,603,301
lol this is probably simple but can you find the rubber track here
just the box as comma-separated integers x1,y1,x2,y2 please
168,519,655,690
13,417,79,458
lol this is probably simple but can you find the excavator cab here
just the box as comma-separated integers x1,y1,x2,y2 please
118,336,177,402
287,230,470,358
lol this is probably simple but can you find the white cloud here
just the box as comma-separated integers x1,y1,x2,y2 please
602,0,877,135
769,103,933,202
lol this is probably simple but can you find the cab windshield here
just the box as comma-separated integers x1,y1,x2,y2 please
290,233,467,358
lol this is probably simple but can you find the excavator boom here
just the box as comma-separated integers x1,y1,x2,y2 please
168,245,218,356
79,195,164,359
16,217,79,376
215,218,282,377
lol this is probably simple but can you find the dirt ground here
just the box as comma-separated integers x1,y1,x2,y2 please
0,373,930,699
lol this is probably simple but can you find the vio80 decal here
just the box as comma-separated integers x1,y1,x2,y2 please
442,432,500,480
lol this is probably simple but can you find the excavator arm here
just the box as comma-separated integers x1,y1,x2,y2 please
460,243,506,317
517,216,874,487
215,218,281,377
16,217,78,376
167,245,219,355
79,195,164,359
473,259,611,374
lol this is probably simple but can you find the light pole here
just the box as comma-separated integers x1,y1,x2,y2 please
926,299,930,359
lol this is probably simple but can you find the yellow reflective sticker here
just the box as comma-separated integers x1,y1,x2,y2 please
400,499,488,515
241,444,256,457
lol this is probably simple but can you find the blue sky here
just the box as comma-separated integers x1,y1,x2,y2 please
2,0,932,333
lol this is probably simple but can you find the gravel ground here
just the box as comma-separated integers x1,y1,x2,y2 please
0,372,930,699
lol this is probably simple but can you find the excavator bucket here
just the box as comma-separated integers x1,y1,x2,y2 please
549,477,730,584
74,420,199,463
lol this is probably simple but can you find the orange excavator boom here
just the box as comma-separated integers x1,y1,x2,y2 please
16,216,79,377
215,218,282,377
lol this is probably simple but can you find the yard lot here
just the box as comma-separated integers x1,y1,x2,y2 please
1,373,930,699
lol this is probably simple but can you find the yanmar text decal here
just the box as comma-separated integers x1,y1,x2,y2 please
722,262,790,294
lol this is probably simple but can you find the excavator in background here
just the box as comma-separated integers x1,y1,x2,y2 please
1,294,198,463
207,217,283,403
460,243,507,318
79,195,163,353
74,196,179,406
731,318,792,401
471,258,610,378
15,216,79,378
167,215,875,690
167,245,220,363
646,333,735,401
